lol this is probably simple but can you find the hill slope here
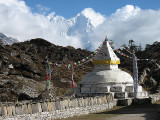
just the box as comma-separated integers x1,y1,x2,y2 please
0,38,94,102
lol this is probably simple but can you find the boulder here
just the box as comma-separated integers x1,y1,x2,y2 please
144,77,157,89
1,106,7,116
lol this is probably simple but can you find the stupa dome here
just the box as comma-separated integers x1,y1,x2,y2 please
80,69,133,84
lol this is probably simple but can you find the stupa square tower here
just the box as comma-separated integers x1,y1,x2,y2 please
78,37,148,99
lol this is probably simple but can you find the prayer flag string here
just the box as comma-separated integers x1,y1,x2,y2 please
109,41,159,62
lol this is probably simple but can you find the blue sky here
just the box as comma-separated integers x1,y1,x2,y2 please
25,0,160,18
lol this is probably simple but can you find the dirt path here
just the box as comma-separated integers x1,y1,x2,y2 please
105,106,160,120
58,101,160,120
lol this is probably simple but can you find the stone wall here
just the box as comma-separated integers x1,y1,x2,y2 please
0,94,116,120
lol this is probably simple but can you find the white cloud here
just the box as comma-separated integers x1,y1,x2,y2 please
0,0,160,51
47,12,55,21
89,5,160,50
36,4,51,14
81,8,105,27
112,5,141,20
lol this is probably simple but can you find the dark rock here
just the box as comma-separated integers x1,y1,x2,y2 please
11,50,19,57
0,60,2,68
38,90,55,101
139,68,150,84
21,70,33,78
29,38,53,47
20,53,33,65
144,77,157,89
9,69,21,75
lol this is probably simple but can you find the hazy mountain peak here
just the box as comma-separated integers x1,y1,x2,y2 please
67,13,94,36
0,32,19,45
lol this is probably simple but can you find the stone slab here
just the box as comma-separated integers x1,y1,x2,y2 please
90,97,94,105
1,106,7,116
12,106,15,116
32,103,42,114
71,99,76,108
77,98,82,107
84,98,89,106
91,87,97,93
137,86,143,92
0,106,1,116
22,104,28,114
97,97,102,104
101,96,107,104
55,101,61,110
128,92,134,98
117,99,133,106
15,105,23,115
52,102,56,111
110,86,124,92
47,102,53,111
81,98,85,106
75,98,78,107
82,84,92,87
41,102,48,112
7,106,13,116
125,86,134,92
60,101,64,110
93,97,98,104
137,91,148,98
81,87,91,93
63,99,69,109
114,92,127,99
97,87,110,93
27,104,32,114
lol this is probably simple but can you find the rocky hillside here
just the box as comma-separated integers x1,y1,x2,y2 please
0,38,94,102
1,38,160,102
117,41,160,93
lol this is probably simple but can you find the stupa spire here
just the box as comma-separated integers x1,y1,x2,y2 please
93,37,120,69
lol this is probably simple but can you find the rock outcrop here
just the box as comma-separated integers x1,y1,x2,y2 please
139,61,160,92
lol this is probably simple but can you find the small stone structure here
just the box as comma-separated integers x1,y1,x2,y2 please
77,38,148,99
0,94,116,120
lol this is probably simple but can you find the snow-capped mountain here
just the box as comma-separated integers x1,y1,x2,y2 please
46,13,96,49
67,13,95,36
0,32,18,45
48,13,95,37
0,12,96,46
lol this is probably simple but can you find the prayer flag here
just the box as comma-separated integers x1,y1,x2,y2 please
72,66,75,88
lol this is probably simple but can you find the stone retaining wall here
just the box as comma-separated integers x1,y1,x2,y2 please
0,94,116,120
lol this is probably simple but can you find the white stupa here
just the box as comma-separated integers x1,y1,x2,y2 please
78,37,148,99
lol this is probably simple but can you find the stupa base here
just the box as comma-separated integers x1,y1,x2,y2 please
76,84,149,100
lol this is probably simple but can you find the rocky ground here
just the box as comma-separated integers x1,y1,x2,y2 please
0,38,94,102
